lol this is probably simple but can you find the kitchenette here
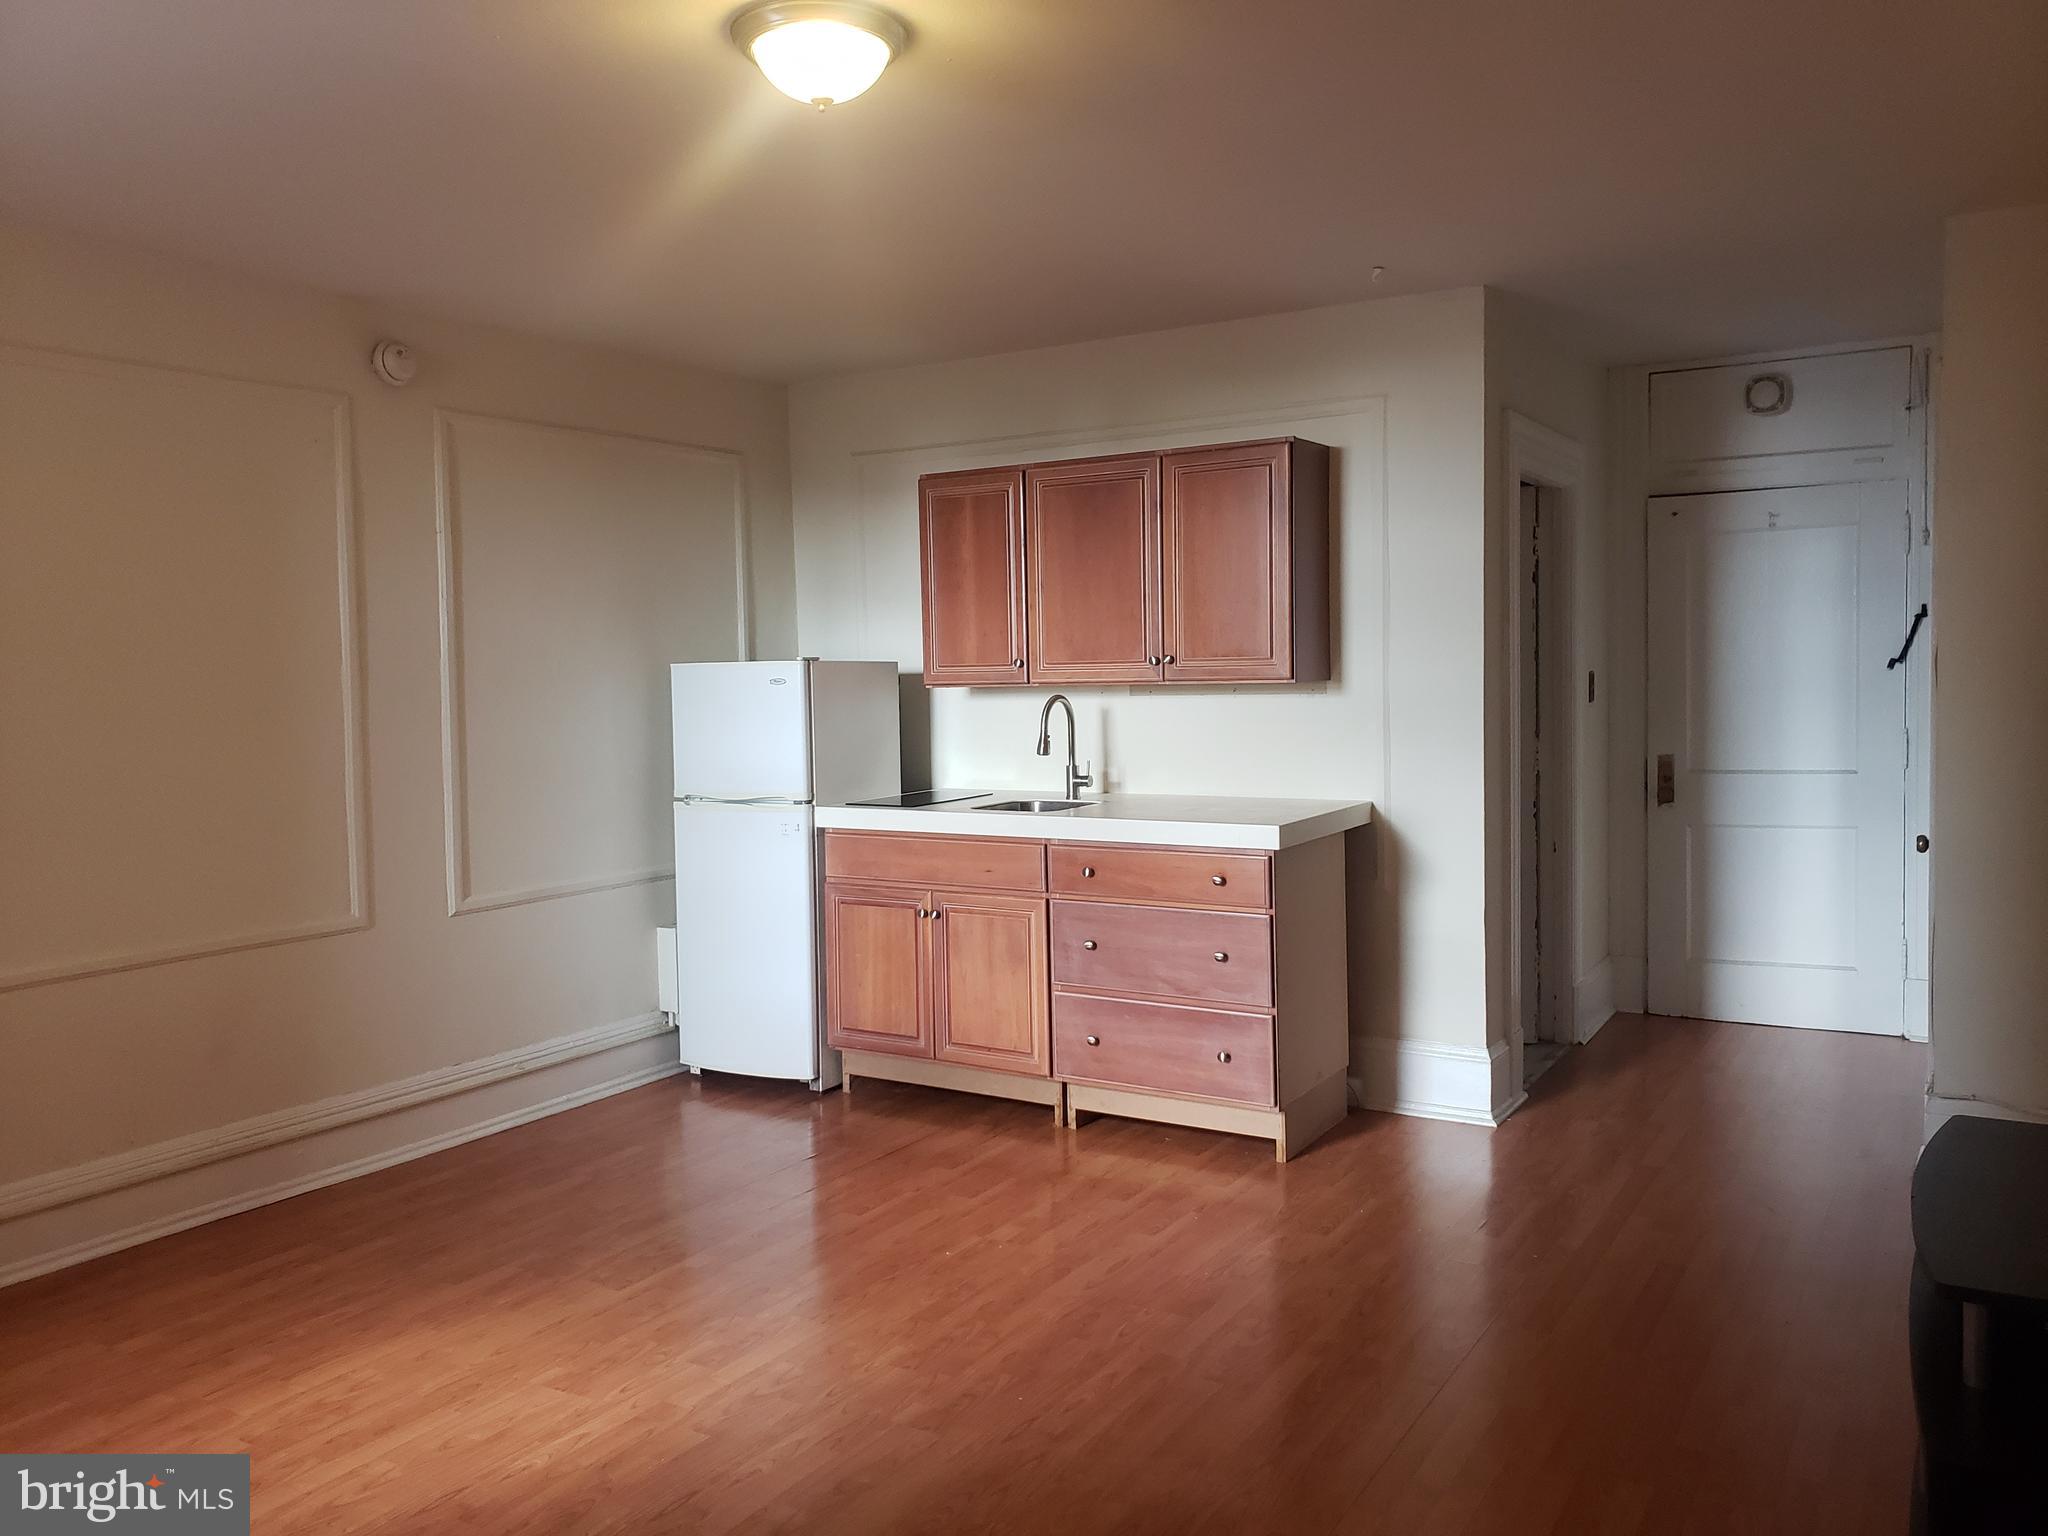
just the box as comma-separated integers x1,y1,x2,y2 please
673,434,1373,1161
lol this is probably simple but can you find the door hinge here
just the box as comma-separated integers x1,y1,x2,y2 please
1907,349,1931,411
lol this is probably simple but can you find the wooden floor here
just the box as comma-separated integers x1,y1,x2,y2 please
0,1015,1926,1534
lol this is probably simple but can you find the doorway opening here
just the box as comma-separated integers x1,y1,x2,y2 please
1503,412,1590,1103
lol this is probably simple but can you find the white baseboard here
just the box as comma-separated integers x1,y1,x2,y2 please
0,1014,679,1289
1612,954,1645,1013
1574,958,1617,1044
1353,1037,1518,1126
1923,1091,2048,1144
1905,978,1929,1043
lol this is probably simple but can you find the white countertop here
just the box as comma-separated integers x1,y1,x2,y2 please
816,790,1373,851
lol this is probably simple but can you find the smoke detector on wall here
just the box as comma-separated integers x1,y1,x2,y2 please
370,340,416,387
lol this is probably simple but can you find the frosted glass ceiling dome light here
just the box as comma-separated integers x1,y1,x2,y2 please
730,2,909,110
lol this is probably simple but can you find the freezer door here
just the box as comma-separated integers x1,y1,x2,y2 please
672,800,820,1081
671,661,813,800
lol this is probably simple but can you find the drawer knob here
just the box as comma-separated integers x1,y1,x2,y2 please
1213,951,1228,963
1081,866,1095,878
1082,939,1097,950
1211,874,1226,886
1217,1050,1232,1064
1085,1034,1100,1046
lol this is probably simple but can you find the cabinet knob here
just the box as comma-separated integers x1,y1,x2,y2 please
1081,866,1095,878
1217,1051,1232,1064
1211,874,1226,886
1213,951,1228,963
1148,656,1161,666
1082,939,1097,950
1012,658,1024,668
1085,1034,1100,1046
1163,655,1176,664
929,909,942,921
916,908,929,918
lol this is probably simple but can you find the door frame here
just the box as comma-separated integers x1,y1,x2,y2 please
1612,338,1933,1039
1503,411,1589,1097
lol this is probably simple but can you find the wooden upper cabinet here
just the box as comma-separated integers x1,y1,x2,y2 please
919,438,1329,687
1161,439,1330,684
920,467,1028,686
930,890,1051,1076
1026,454,1162,685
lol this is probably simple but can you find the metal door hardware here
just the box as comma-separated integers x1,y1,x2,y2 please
1655,754,1676,806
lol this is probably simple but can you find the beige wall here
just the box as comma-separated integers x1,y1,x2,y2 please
0,223,793,1186
1483,291,1612,1046
790,290,1491,1062
1930,203,2048,1116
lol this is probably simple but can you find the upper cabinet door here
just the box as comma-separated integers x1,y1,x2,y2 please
1160,440,1324,684
920,467,1028,686
1027,454,1162,684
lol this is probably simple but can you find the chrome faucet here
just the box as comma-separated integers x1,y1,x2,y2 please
1035,694,1094,801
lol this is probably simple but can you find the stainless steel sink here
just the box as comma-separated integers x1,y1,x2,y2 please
972,799,1094,813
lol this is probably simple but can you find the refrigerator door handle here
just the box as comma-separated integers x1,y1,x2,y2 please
679,794,816,807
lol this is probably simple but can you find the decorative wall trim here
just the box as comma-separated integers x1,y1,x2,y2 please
0,344,369,992
431,409,749,916
1574,957,1617,1044
0,1015,678,1289
1353,1037,1520,1127
0,1011,669,1223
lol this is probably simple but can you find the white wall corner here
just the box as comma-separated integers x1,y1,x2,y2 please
1611,953,1646,1013
1353,1037,1519,1127
0,1013,680,1289
1574,957,1617,1044
1923,1091,2048,1145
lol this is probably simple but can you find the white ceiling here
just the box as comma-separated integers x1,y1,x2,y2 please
3,0,2044,380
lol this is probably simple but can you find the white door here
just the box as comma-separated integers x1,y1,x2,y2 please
1647,481,1908,1034
673,801,821,1079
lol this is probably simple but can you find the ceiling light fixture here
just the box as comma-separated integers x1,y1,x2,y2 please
730,2,909,111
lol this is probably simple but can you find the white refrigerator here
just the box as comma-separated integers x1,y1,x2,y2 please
671,660,900,1088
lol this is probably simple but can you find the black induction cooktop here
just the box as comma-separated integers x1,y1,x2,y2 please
848,788,989,808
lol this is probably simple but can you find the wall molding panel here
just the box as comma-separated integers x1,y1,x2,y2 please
0,1013,678,1288
0,344,368,992
432,409,751,916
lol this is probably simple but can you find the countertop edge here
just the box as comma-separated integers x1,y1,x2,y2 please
813,799,1373,852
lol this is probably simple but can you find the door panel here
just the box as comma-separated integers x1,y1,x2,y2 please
824,883,932,1057
1647,482,1907,1033
1027,455,1160,684
931,891,1049,1075
920,467,1027,686
1160,441,1290,681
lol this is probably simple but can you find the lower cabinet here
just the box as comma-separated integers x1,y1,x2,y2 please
822,831,1350,1160
931,891,1050,1076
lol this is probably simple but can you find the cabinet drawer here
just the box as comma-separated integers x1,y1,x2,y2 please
1048,844,1269,909
1053,993,1275,1106
824,832,1045,893
1050,901,1272,1008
